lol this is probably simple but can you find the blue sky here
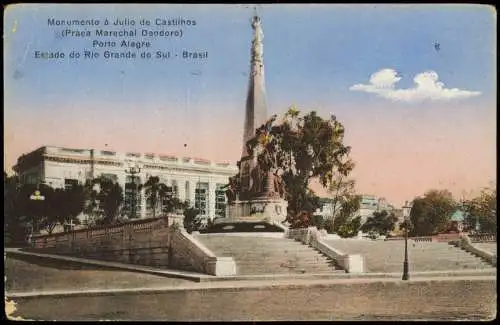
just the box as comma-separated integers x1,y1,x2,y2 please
4,4,496,206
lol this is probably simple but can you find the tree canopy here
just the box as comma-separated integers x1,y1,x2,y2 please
462,187,497,234
85,176,124,225
329,194,362,237
361,210,398,236
409,189,457,236
4,180,86,240
245,107,355,221
142,176,170,219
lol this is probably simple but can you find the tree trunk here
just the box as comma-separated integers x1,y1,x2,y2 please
331,176,343,230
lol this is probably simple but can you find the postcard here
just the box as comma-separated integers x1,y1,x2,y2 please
4,3,496,321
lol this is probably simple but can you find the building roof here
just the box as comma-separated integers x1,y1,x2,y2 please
14,145,238,174
451,210,466,222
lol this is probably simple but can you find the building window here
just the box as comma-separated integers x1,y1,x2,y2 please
124,176,141,218
171,180,178,198
195,188,207,215
101,173,118,182
64,178,79,190
215,184,226,218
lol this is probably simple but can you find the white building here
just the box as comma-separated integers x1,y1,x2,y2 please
316,194,396,224
13,146,238,221
358,195,395,223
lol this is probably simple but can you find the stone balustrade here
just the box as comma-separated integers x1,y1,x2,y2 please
287,227,364,273
170,228,236,276
29,216,236,276
412,237,433,242
468,233,497,243
385,233,462,243
450,234,497,267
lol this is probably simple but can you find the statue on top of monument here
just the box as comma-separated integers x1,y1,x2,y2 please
251,12,264,78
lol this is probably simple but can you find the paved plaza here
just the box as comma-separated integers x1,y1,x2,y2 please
5,251,497,321
324,239,496,273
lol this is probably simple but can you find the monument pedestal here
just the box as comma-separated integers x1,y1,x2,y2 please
217,198,288,225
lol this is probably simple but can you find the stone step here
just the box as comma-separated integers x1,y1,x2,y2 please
210,250,328,257
323,240,494,272
236,262,337,269
229,258,334,267
202,246,312,253
200,243,309,250
195,235,340,275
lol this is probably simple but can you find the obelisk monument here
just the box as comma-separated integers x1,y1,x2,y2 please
241,14,268,159
219,14,288,227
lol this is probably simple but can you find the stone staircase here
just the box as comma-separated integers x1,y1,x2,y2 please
194,234,344,275
324,239,496,273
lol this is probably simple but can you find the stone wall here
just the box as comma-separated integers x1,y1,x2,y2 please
287,227,364,273
29,217,236,276
169,229,236,276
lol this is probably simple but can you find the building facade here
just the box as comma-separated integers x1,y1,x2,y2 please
358,195,395,224
13,146,238,221
316,194,396,224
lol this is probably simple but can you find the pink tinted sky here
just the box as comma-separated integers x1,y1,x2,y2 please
4,99,496,207
4,4,497,208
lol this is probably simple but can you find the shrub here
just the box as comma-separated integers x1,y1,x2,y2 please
286,211,312,229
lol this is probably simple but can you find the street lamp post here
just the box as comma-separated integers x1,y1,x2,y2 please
402,200,413,281
125,165,141,219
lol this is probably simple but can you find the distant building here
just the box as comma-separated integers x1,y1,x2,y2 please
316,194,396,225
451,210,467,232
13,146,238,222
358,195,395,223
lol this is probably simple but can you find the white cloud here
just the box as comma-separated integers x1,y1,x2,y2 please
350,69,481,102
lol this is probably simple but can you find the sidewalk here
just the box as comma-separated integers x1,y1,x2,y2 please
6,248,497,285
7,274,497,299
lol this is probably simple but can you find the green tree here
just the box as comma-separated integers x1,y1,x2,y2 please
40,186,61,234
462,187,497,234
83,179,101,226
324,172,358,233
4,173,25,245
311,214,325,230
142,176,170,219
329,194,362,236
89,176,124,225
183,206,201,233
327,172,356,220
337,216,362,238
410,190,457,236
163,196,186,214
246,107,354,224
12,183,58,235
59,184,85,231
287,210,314,229
361,210,398,236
